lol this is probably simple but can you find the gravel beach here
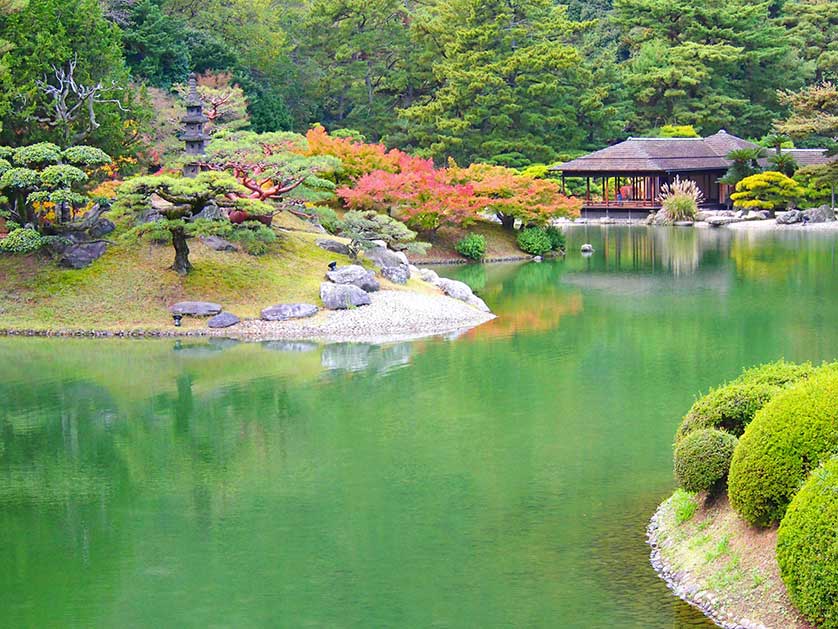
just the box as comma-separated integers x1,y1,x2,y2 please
206,290,496,343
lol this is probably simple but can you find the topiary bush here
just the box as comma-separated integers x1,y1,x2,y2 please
673,428,739,493
727,367,838,527
455,233,486,260
776,457,838,628
731,359,815,387
517,227,552,256
675,382,779,442
545,226,566,251
0,228,43,253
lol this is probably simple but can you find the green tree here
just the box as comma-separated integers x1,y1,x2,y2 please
0,0,140,155
119,0,191,88
119,171,274,274
401,0,597,165
780,0,838,83
614,0,802,136
0,0,27,134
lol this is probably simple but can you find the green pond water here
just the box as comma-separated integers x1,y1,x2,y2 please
3,226,838,628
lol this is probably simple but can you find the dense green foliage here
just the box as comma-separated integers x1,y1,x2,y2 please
0,227,42,252
777,457,838,628
732,359,816,387
675,382,778,442
727,367,838,527
516,227,552,256
338,209,428,260
673,429,738,494
545,226,566,252
0,0,833,165
455,233,486,261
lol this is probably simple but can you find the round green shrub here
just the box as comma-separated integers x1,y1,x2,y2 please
517,227,552,256
455,233,486,260
545,226,566,251
0,228,43,254
777,457,838,628
312,206,340,234
728,368,838,527
675,381,779,441
673,428,739,493
732,359,815,387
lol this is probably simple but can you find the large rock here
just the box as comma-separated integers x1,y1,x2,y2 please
169,301,222,317
466,294,491,313
261,303,318,321
777,209,803,225
207,312,240,328
316,239,351,256
201,235,237,251
706,215,742,227
745,210,770,221
320,282,371,309
435,277,475,302
326,264,380,292
88,218,115,239
380,265,410,285
418,268,440,284
58,242,108,269
364,246,409,269
802,205,834,223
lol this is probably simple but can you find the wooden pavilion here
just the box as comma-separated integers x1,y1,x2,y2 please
551,131,831,216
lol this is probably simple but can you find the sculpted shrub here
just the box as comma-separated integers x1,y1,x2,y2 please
517,227,552,256
675,382,778,441
731,359,815,387
673,429,738,493
777,457,838,628
0,227,43,253
455,233,486,260
728,367,838,526
545,226,566,252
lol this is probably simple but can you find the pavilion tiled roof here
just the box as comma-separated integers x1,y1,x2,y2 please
780,148,833,167
553,131,759,174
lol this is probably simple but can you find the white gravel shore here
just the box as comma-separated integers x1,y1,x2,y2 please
207,290,496,343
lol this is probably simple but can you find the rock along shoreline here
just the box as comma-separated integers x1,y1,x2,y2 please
0,290,496,344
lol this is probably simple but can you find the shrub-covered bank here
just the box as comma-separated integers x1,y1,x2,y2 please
652,360,838,628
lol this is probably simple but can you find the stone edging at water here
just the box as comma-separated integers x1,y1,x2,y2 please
647,498,769,629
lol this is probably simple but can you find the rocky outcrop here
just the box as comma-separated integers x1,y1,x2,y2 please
777,209,803,225
260,303,318,321
381,265,409,284
320,282,372,309
58,242,108,269
88,218,115,239
418,268,440,284
802,205,834,223
316,239,351,256
207,312,240,328
326,264,380,292
435,277,491,313
169,301,223,317
364,246,408,269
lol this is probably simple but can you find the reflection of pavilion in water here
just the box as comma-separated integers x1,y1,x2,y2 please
564,226,734,293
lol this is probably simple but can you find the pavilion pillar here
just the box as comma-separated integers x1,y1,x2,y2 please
586,177,590,202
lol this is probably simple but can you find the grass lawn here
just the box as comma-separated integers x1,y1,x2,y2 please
0,213,429,331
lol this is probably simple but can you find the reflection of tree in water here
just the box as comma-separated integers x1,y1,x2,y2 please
445,263,487,292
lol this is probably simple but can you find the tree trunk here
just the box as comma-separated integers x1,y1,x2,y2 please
498,212,516,230
171,227,193,275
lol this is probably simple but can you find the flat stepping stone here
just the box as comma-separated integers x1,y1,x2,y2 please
169,301,222,316
261,303,319,321
208,312,240,328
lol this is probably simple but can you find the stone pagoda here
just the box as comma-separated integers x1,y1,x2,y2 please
181,73,210,178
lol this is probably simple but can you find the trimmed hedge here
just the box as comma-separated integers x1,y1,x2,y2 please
673,428,739,493
777,457,838,628
727,368,838,526
675,382,778,441
517,227,552,256
455,233,486,260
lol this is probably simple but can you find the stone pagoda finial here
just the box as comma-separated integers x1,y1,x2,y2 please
181,72,210,178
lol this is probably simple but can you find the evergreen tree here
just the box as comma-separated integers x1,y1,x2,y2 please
120,0,191,88
614,0,802,137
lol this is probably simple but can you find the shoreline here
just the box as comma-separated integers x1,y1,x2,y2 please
559,218,838,231
647,493,812,629
0,290,496,344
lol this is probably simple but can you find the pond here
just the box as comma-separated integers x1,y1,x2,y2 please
2,226,838,628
